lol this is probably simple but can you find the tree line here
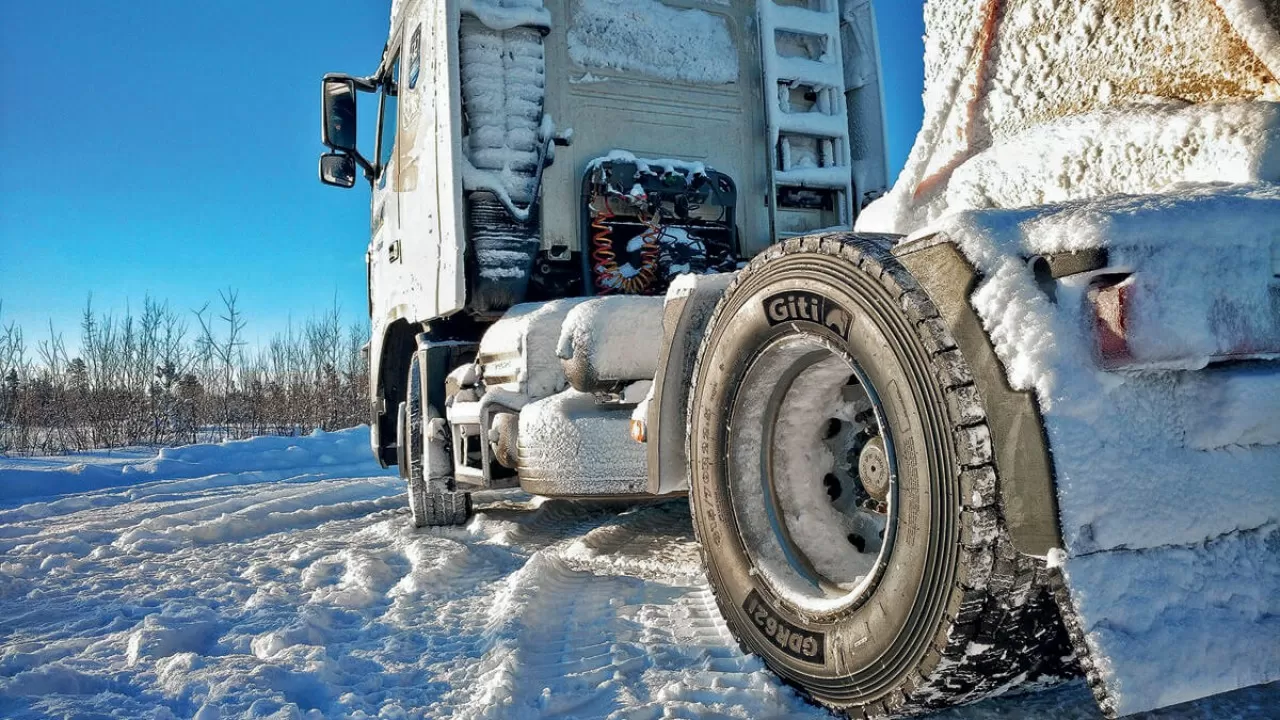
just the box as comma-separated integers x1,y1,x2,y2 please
0,293,369,456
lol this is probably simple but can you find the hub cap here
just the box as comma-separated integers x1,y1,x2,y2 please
727,333,899,614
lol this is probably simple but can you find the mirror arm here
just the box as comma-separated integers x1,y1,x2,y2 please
349,152,376,184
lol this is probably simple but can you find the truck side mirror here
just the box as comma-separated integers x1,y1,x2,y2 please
319,153,356,189
322,77,359,152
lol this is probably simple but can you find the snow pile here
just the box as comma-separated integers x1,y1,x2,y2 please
567,0,738,85
0,428,381,507
916,184,1280,715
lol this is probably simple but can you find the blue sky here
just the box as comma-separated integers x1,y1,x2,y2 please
0,1,924,353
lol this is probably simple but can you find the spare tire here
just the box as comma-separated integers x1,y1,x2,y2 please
686,233,1072,716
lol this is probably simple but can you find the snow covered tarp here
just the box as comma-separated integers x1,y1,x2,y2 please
859,0,1280,235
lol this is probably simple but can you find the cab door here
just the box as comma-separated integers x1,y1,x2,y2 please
392,2,449,322
368,42,406,325
369,0,466,325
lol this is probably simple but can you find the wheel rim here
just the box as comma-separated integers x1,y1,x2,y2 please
727,332,899,615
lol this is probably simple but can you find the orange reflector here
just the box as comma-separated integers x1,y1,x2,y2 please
629,418,647,443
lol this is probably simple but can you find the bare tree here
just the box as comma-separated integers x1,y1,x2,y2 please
194,289,247,436
0,292,369,455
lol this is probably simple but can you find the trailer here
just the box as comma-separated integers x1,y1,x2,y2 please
318,0,1280,715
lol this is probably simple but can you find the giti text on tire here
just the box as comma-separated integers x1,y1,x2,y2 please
686,233,1071,716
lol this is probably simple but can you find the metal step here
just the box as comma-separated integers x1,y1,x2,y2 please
760,0,854,236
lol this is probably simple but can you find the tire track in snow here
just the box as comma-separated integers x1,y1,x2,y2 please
433,497,817,720
451,552,635,719
476,495,627,549
560,501,706,581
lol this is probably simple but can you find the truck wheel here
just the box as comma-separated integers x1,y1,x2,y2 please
404,351,472,528
687,234,1071,716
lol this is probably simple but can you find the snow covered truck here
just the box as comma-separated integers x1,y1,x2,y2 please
318,0,1280,716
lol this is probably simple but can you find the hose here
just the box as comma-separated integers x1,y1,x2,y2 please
621,218,662,294
590,203,619,294
590,201,664,294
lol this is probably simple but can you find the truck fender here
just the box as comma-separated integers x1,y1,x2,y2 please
646,273,736,495
892,235,1062,558
369,315,424,468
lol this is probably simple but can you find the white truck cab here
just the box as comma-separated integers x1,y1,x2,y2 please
320,0,888,470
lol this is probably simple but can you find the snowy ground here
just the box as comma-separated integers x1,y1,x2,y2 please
1,428,1275,719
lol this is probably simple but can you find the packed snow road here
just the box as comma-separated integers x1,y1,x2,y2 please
1,429,1275,719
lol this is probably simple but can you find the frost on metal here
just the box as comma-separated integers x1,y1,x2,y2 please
457,0,553,289
459,10,548,208
757,0,856,224
478,298,587,400
586,149,710,179
556,296,667,385
517,389,648,493
567,0,739,85
461,0,551,31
